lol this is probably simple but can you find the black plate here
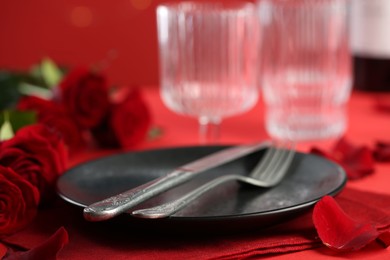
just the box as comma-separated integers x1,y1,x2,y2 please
57,146,346,232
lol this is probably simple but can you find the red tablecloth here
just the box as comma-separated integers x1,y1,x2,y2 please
4,87,390,259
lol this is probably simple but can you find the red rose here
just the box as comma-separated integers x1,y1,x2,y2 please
91,116,118,148
0,124,67,203
58,68,110,129
92,88,151,148
0,166,40,237
17,96,84,150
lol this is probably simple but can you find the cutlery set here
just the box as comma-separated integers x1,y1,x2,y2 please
83,141,295,222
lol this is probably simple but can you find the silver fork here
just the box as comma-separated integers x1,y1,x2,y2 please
132,141,295,219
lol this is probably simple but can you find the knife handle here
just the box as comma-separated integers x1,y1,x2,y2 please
83,170,192,221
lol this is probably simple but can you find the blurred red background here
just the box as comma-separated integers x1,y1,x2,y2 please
0,0,255,87
0,0,161,87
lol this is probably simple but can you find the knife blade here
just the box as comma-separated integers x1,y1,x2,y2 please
83,141,270,221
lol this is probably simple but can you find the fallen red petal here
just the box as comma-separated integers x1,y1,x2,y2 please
6,227,69,260
373,141,390,162
377,231,390,248
313,195,379,252
311,138,375,180
334,138,375,179
343,146,375,180
332,138,356,161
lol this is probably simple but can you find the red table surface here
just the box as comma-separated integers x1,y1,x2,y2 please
12,86,390,259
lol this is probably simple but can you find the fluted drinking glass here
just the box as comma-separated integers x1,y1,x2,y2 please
157,1,259,143
258,0,352,142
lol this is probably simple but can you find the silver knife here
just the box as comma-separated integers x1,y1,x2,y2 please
83,141,270,222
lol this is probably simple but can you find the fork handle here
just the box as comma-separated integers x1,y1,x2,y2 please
131,175,238,219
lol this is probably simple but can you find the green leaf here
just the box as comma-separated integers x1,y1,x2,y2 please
0,121,14,140
0,71,22,110
9,110,37,132
18,82,53,99
0,110,37,136
40,58,63,88
0,112,14,141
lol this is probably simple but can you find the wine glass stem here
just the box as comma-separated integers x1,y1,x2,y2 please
199,116,221,144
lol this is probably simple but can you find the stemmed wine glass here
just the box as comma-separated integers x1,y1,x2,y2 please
156,1,259,143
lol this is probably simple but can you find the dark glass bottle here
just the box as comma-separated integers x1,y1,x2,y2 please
350,0,390,92
353,56,390,92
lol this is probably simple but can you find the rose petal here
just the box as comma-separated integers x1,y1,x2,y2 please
343,146,375,180
332,137,356,160
0,124,68,204
0,147,46,193
58,68,110,129
90,114,120,148
6,227,69,260
111,88,151,148
92,87,151,148
333,138,374,171
0,242,8,259
311,138,375,180
373,141,390,162
17,95,85,150
377,231,390,248
313,195,379,252
0,166,39,237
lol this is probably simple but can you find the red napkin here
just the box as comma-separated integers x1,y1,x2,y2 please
2,187,390,259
